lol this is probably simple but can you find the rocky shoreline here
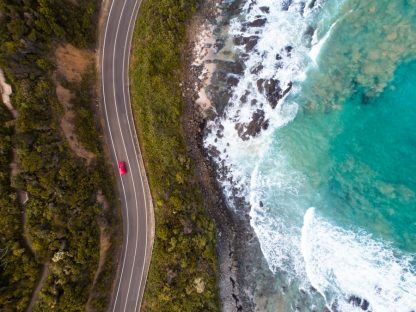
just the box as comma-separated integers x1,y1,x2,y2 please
181,1,278,311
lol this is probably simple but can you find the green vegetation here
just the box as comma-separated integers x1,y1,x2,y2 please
0,0,119,311
131,0,220,311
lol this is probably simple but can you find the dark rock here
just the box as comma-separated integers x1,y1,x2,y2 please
247,0,258,12
282,81,293,97
225,0,245,15
235,109,268,140
234,35,259,52
229,61,245,75
227,75,240,86
251,63,263,75
308,0,317,9
331,300,339,312
245,36,259,52
349,295,362,307
284,45,293,56
257,79,293,108
264,79,280,108
281,0,292,11
298,1,306,15
275,53,282,60
208,145,221,157
256,79,265,93
259,6,270,13
233,35,245,46
239,53,250,61
264,79,279,96
259,201,263,207
304,26,315,46
230,276,236,288
361,299,369,310
240,91,250,103
232,293,239,304
246,18,267,27
304,25,315,37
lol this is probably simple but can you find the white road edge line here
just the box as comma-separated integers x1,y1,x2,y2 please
101,1,131,311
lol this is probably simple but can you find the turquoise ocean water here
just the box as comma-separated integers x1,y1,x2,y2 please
206,0,416,310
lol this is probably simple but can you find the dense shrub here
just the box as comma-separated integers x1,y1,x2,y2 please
0,0,119,310
131,0,220,311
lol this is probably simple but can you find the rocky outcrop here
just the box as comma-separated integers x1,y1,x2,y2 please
235,109,269,141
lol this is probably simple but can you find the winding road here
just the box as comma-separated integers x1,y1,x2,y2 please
100,0,154,311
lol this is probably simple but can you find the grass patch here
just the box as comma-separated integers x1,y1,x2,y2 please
130,0,220,311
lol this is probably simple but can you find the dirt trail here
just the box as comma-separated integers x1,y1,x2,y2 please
25,263,50,312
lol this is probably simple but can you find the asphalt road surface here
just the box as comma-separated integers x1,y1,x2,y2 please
100,0,153,311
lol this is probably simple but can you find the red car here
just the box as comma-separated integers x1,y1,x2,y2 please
118,161,127,175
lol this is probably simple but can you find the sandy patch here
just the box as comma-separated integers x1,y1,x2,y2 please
0,68,17,118
192,23,218,114
55,44,94,82
56,83,74,109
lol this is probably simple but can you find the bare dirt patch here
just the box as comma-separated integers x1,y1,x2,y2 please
0,68,17,118
55,44,94,82
55,83,74,109
54,45,96,163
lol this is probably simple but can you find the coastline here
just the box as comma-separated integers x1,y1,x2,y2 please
182,1,278,310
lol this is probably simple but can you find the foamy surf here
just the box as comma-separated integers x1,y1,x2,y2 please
205,0,325,203
203,0,416,311
301,208,416,312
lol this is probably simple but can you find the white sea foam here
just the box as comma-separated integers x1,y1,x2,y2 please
301,208,416,312
309,20,337,64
